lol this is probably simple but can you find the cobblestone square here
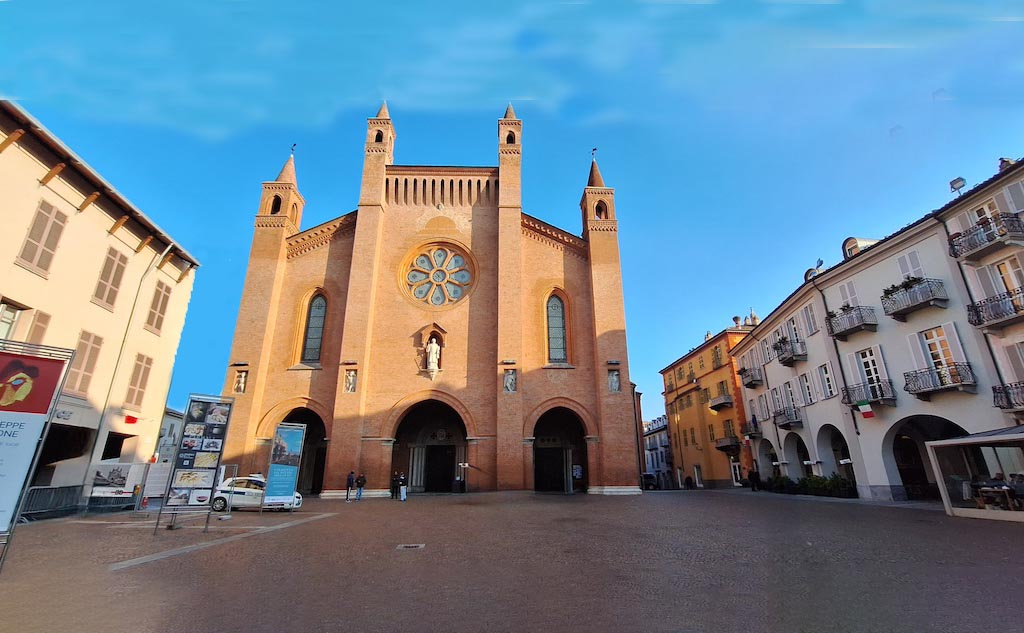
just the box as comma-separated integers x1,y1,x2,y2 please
2,491,1019,633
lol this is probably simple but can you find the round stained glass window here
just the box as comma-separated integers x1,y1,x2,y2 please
405,245,473,307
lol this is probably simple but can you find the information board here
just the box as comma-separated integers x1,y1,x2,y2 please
265,423,305,506
165,396,232,509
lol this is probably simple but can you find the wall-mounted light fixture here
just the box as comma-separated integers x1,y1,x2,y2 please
341,360,358,366
607,360,621,365
500,359,516,365
229,361,249,367
838,458,853,465
950,177,966,195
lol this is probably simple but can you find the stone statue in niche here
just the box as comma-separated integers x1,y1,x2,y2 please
425,337,441,380
503,369,517,393
608,369,621,393
344,369,357,393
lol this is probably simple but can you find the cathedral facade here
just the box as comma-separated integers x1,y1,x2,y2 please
221,104,639,496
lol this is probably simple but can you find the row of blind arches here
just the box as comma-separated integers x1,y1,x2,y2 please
299,294,569,365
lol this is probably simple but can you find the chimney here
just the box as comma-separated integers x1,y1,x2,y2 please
732,316,741,326
1000,157,1017,172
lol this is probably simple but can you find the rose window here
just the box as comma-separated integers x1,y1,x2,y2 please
405,245,472,307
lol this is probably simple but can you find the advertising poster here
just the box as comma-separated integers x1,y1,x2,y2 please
0,350,67,533
90,463,146,497
165,396,232,509
265,423,305,505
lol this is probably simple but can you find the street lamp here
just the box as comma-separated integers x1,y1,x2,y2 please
457,462,470,493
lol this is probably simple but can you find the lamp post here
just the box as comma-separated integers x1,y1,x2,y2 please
457,462,469,493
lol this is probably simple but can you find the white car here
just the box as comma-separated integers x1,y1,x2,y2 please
211,476,302,511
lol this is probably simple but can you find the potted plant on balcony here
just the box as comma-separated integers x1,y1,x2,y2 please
882,283,902,298
900,276,923,291
737,366,749,376
772,336,789,353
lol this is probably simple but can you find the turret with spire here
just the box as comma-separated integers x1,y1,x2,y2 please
580,154,616,236
360,101,396,205
259,148,305,230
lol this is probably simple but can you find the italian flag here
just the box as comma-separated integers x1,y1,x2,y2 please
856,400,875,419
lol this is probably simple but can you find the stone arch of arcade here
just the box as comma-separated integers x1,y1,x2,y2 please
882,415,968,501
816,424,856,483
783,432,813,479
392,399,468,493
531,407,589,494
255,398,332,495
757,438,780,478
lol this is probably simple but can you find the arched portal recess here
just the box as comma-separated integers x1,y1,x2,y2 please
278,408,328,495
783,433,813,479
393,400,467,493
757,439,779,478
533,407,588,494
817,424,856,483
886,415,968,501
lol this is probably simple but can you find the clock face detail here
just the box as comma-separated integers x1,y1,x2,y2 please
405,244,473,307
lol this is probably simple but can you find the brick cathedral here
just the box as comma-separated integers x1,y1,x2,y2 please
221,103,639,496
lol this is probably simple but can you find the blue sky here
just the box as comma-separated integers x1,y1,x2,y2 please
2,0,1023,417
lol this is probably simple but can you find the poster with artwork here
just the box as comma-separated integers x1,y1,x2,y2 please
0,349,70,532
163,395,233,510
91,463,147,497
265,423,305,505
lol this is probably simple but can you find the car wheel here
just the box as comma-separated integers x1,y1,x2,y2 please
212,497,228,512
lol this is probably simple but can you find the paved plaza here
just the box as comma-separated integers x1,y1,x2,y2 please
1,490,1019,633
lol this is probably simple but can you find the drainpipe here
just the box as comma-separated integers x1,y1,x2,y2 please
809,275,861,437
80,242,176,504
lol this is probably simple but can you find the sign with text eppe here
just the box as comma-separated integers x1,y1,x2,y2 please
165,396,232,510
0,350,68,532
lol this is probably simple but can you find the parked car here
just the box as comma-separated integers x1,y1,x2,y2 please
211,476,302,511
642,473,658,490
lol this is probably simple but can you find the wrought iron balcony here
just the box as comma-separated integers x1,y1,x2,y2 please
967,286,1024,332
772,406,803,430
739,367,763,388
903,363,976,400
740,420,762,438
881,278,948,321
709,393,733,411
993,382,1024,410
841,379,897,407
826,306,878,341
948,213,1024,261
774,339,807,367
715,435,740,452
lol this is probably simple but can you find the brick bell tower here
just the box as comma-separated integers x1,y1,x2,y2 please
580,158,635,487
223,152,305,473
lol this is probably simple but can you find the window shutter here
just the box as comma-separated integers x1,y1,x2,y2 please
1003,183,1024,213
955,212,972,232
846,282,858,306
897,255,911,279
906,333,928,370
908,251,923,277
942,321,967,363
873,344,890,380
976,266,998,299
1010,256,1024,289
847,353,863,384
1004,343,1024,382
839,284,849,305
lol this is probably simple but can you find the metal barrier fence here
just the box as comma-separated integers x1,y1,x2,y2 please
19,485,83,520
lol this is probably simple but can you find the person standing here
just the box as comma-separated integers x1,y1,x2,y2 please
355,473,366,501
346,471,356,502
748,467,762,492
399,472,408,502
390,471,399,499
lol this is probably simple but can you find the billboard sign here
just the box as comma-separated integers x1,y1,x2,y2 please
265,423,305,506
165,396,232,509
0,350,69,532
90,464,147,497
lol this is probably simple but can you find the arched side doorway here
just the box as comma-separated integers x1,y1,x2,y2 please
783,433,813,479
757,439,780,478
278,408,328,495
885,415,968,501
393,400,467,493
817,424,856,484
533,407,588,494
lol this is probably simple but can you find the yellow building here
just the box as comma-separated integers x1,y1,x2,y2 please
660,317,755,488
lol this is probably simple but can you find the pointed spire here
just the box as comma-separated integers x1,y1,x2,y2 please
587,159,605,187
276,153,296,186
503,102,516,119
376,100,390,119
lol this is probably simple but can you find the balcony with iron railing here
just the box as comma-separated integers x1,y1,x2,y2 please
948,213,1024,261
774,339,807,367
772,406,803,430
709,393,733,411
740,420,762,438
967,286,1024,332
881,278,948,321
993,382,1024,410
826,306,878,341
715,435,740,452
903,363,976,400
738,366,763,388
841,379,897,407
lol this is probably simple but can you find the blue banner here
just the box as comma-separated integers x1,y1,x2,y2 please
265,424,305,504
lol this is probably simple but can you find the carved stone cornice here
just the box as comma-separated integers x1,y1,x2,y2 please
499,147,521,155
586,220,618,232
500,120,522,128
584,187,614,196
254,215,293,229
521,214,587,259
366,146,388,154
286,212,358,259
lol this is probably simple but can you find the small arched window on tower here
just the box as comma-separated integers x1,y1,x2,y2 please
595,200,608,220
374,130,384,143
270,195,282,215
546,294,568,363
301,295,327,364
506,131,516,144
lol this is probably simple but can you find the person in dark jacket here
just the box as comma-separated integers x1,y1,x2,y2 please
390,472,400,499
748,467,762,492
346,471,356,502
355,473,367,501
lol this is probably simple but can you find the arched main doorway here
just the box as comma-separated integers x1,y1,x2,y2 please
757,439,780,478
533,407,588,494
393,400,467,493
783,433,813,479
817,424,856,483
885,415,968,501
278,408,328,495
